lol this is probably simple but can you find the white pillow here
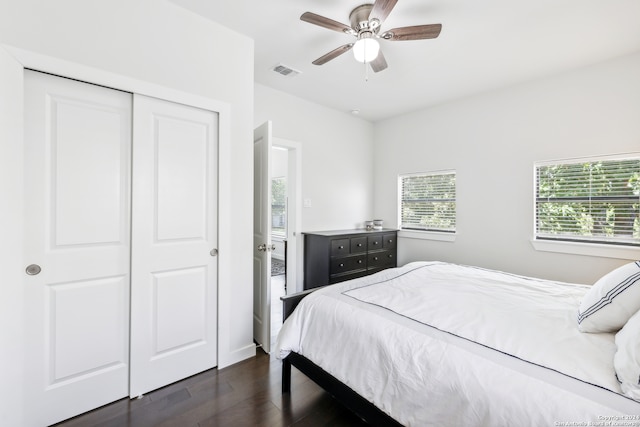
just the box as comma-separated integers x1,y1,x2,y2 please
614,309,640,400
577,261,640,333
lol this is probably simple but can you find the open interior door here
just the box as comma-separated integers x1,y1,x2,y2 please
253,121,272,353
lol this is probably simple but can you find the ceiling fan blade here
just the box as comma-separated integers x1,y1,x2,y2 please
301,12,356,35
370,50,388,73
312,43,355,65
381,24,442,41
369,0,398,26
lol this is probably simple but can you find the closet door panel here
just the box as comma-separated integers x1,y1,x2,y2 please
54,100,125,245
48,276,128,379
23,70,131,427
130,94,218,397
156,117,208,241
153,267,207,353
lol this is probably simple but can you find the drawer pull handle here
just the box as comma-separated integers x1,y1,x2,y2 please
388,240,393,243
373,241,379,245
388,254,393,258
358,243,362,247
340,263,345,267
339,245,344,249
373,257,378,261
358,260,363,264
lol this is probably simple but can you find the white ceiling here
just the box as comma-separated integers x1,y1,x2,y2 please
170,0,640,122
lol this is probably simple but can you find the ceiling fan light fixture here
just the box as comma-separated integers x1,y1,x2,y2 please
353,34,380,63
301,1,442,73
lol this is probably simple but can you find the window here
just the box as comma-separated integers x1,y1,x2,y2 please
271,177,286,236
398,171,456,233
534,155,640,247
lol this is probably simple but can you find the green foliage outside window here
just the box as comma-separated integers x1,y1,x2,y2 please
536,158,640,245
271,177,286,235
400,172,456,232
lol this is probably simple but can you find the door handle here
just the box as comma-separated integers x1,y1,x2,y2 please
26,264,42,275
258,243,276,252
210,248,218,257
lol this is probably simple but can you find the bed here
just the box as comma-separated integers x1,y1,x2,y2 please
275,261,640,426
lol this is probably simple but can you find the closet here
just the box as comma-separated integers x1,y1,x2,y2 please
22,70,219,426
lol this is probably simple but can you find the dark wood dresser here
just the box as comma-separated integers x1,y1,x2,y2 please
302,229,398,290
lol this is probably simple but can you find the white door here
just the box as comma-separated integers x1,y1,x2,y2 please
253,121,272,352
130,95,219,397
23,70,132,426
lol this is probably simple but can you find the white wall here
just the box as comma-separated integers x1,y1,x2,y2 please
373,52,640,284
0,46,25,427
255,83,376,231
0,1,254,422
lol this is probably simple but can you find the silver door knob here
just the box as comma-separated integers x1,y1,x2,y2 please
268,244,276,251
258,244,267,252
26,264,41,276
210,248,218,257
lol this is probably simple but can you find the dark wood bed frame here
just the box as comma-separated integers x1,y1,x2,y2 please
280,288,403,427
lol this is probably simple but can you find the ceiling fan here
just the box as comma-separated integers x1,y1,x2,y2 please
300,0,442,73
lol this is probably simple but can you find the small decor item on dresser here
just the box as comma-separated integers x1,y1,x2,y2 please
373,219,383,230
365,220,374,231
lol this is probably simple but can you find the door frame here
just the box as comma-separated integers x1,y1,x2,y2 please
0,43,240,426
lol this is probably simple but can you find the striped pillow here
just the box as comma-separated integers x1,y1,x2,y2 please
578,261,640,333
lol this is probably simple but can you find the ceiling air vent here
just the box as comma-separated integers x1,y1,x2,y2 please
272,64,301,77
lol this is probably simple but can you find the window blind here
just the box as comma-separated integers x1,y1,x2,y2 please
535,156,640,246
271,177,287,235
399,171,456,232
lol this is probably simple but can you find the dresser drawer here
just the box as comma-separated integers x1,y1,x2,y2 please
330,254,367,275
330,238,350,256
367,235,383,251
350,236,367,253
383,233,397,249
329,270,369,284
368,251,395,269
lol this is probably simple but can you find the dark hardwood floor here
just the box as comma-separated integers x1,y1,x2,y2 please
54,351,369,427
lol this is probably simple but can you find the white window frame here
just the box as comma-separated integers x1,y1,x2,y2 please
532,153,640,260
397,170,457,242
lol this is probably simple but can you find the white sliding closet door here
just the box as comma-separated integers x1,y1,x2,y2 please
129,95,219,397
23,70,132,427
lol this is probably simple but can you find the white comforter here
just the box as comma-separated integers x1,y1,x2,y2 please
276,262,640,426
